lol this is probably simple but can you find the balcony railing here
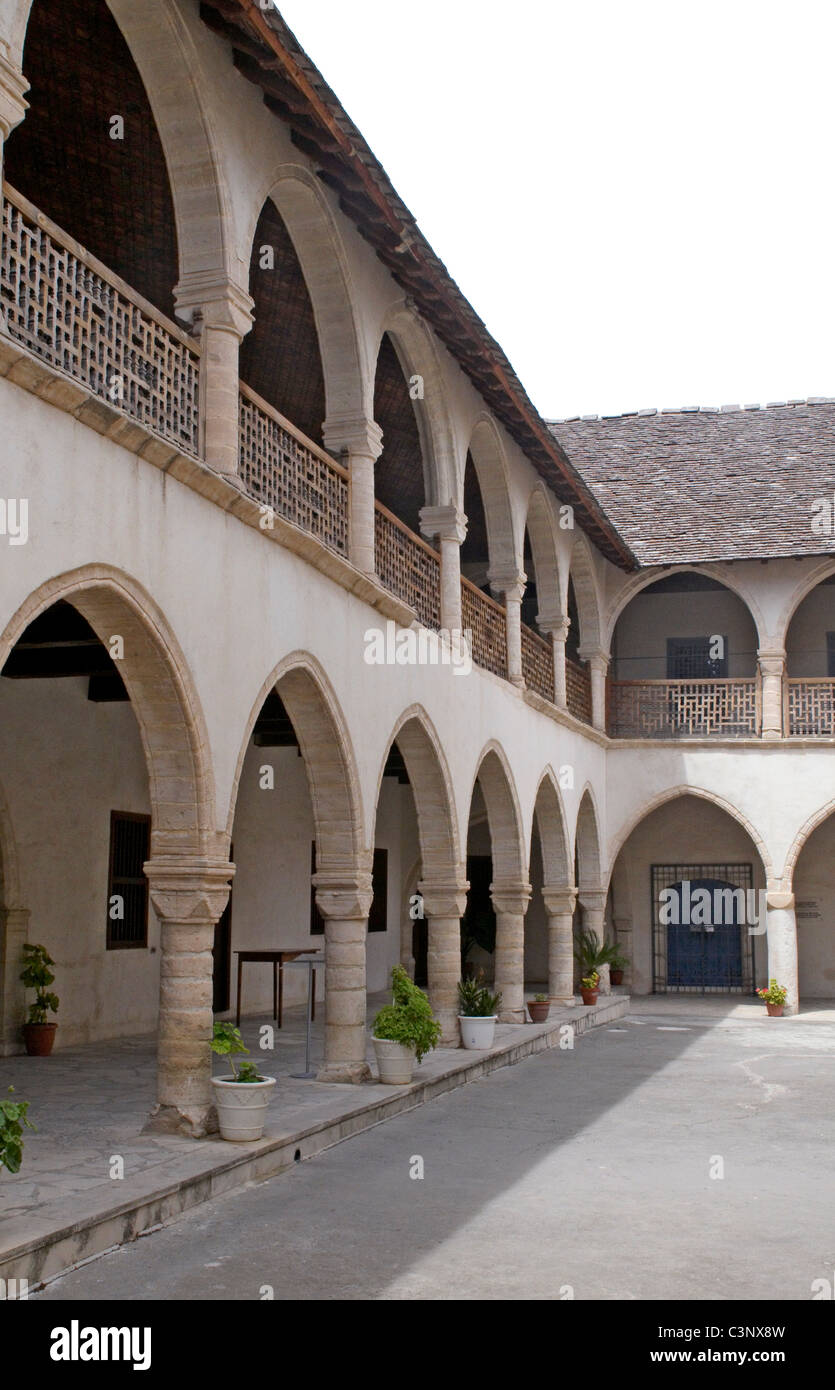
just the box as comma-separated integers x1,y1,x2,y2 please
375,504,441,631
520,622,555,702
461,578,507,680
0,183,200,454
566,657,593,725
608,678,760,738
787,678,835,736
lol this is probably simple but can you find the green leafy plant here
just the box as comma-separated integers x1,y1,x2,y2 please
457,973,502,1018
0,1087,35,1174
581,971,600,991
574,928,618,980
756,978,788,1007
608,946,630,972
372,965,441,1063
534,992,548,1003
210,1021,258,1079
20,943,59,1025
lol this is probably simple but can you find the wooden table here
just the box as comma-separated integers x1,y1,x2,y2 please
234,949,318,1028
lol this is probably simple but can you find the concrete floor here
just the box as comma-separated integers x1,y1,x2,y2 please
36,997,835,1301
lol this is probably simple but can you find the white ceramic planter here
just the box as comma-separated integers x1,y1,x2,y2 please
372,1036,416,1084
211,1075,276,1141
458,1015,498,1049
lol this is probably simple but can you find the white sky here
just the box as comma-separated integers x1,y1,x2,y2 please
274,0,835,421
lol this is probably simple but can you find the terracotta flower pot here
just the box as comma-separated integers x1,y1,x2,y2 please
527,1000,551,1023
766,1003,784,1017
580,988,599,1006
23,1022,57,1056
611,969,624,986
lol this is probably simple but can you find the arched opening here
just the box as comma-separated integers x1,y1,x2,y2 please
609,571,760,738
6,0,179,316
460,451,491,593
373,332,427,533
526,774,571,990
791,813,835,1000
785,573,835,735
239,198,327,445
608,794,768,997
463,750,526,1001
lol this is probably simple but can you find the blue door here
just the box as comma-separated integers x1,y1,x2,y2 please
666,878,744,990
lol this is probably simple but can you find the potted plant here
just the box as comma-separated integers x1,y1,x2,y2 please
756,979,788,1018
609,946,629,987
20,943,59,1055
574,927,618,1000
527,992,551,1023
372,965,441,1084
210,1021,275,1141
1,1087,34,1174
580,971,600,1005
457,973,502,1049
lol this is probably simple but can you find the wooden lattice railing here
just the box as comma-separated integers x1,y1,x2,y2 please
566,657,593,724
787,679,835,736
461,578,507,679
375,503,442,630
608,679,760,738
239,383,349,557
0,183,200,454
520,622,555,702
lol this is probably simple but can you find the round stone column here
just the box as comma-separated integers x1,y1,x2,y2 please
145,858,235,1137
175,277,254,478
766,889,799,1015
579,888,610,993
323,416,384,577
489,569,527,688
758,649,786,741
542,886,578,1004
313,869,373,1083
419,504,467,636
491,881,533,1021
420,880,469,1045
578,645,610,732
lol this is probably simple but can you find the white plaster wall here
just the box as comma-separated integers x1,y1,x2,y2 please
793,814,835,996
786,585,835,675
612,590,759,679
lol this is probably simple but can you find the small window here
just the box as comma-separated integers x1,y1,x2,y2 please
310,843,387,934
107,811,150,949
667,636,728,679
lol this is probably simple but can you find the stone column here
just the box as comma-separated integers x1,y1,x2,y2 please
758,649,786,741
491,881,532,1021
766,888,799,1015
323,415,384,577
542,887,577,1004
0,906,29,1056
313,869,373,1083
579,645,610,732
579,889,610,994
489,569,526,687
419,503,467,635
0,52,28,184
145,858,235,1137
175,277,254,477
539,615,570,708
420,879,469,1045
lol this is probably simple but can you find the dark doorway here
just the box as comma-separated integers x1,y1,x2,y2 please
652,864,755,994
212,844,232,1013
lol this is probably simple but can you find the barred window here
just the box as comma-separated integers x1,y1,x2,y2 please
107,811,150,949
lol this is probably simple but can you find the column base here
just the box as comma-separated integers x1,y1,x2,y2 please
499,1007,526,1023
549,995,576,1007
143,1101,218,1140
316,1060,371,1085
439,1022,461,1047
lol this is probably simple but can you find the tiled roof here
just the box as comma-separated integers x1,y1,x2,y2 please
549,400,835,566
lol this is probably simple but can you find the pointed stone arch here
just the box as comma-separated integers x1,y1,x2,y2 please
374,304,458,514
524,483,563,623
607,784,773,886
373,705,461,882
605,562,767,651
568,532,603,653
468,742,527,885
532,768,572,889
575,786,603,891
466,415,517,582
783,798,835,889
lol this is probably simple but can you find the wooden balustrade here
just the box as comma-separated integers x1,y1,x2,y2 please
787,678,835,736
566,657,592,725
608,678,760,738
374,503,441,630
461,578,507,680
0,183,200,454
520,622,555,702
239,383,349,557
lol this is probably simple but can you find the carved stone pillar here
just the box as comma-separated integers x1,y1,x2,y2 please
490,569,526,687
0,906,29,1056
579,889,609,994
758,649,786,741
542,887,577,1004
579,645,610,732
323,415,384,577
175,277,254,476
145,858,235,1137
420,879,469,1045
766,888,798,1015
420,503,467,635
538,614,570,707
491,880,532,1020
313,869,373,1083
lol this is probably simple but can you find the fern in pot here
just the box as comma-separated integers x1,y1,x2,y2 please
372,965,441,1084
457,973,502,1049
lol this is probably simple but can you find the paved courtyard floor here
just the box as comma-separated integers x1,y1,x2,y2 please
34,997,835,1301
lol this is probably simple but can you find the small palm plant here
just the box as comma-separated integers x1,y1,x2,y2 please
573,927,619,980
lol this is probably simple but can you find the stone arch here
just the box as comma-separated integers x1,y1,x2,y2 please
575,786,603,890
604,562,767,652
775,556,835,655
248,165,368,427
783,799,835,888
524,483,563,623
467,415,517,580
373,705,461,881
607,784,773,888
0,565,216,858
468,742,526,884
227,652,364,872
568,532,603,653
532,769,572,888
374,303,458,513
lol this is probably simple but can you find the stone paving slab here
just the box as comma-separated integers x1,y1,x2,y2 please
0,992,628,1287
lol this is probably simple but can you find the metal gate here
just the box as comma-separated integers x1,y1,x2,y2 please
651,863,755,994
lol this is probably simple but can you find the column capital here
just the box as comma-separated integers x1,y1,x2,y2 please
578,889,607,915
766,889,795,911
490,880,533,915
313,868,373,920
758,648,786,675
144,858,235,924
538,613,570,641
419,503,467,546
0,52,28,139
488,567,526,604
174,274,254,338
418,878,469,919
542,886,578,916
578,644,609,671
322,414,384,461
